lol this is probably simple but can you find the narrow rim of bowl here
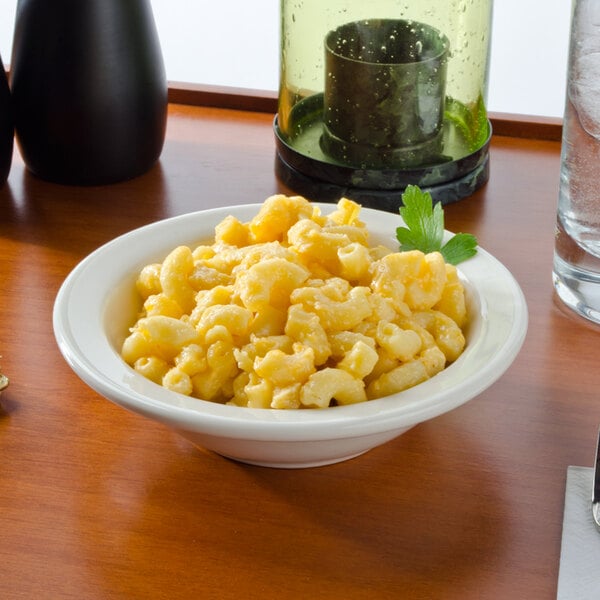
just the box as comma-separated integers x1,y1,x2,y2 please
53,203,528,442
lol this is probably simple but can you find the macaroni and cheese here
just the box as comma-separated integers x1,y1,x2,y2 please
121,195,467,409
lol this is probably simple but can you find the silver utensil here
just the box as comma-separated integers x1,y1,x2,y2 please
592,428,600,530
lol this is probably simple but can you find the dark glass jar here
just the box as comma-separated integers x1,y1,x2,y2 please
0,54,13,186
10,0,167,185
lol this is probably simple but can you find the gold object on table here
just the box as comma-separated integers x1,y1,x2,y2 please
0,372,8,392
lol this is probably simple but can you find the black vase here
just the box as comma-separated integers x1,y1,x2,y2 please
10,0,167,186
0,54,13,186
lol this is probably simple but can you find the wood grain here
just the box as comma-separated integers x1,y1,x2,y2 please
0,103,590,599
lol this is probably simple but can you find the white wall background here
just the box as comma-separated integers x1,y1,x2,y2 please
0,0,571,118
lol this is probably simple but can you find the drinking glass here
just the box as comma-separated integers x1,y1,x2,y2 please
553,0,600,324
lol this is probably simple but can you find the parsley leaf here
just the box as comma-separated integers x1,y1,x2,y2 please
396,185,478,265
439,232,478,265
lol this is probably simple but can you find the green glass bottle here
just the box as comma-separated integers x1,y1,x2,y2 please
275,0,493,208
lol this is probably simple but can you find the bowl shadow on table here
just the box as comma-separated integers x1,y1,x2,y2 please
239,423,506,589
79,418,507,597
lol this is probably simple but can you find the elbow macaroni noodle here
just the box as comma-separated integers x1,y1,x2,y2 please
121,195,468,409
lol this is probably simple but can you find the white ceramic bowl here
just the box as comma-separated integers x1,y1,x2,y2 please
53,203,528,468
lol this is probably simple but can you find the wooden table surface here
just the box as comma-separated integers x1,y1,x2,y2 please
1,102,596,599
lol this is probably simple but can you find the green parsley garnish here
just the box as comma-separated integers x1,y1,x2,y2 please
396,185,478,265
